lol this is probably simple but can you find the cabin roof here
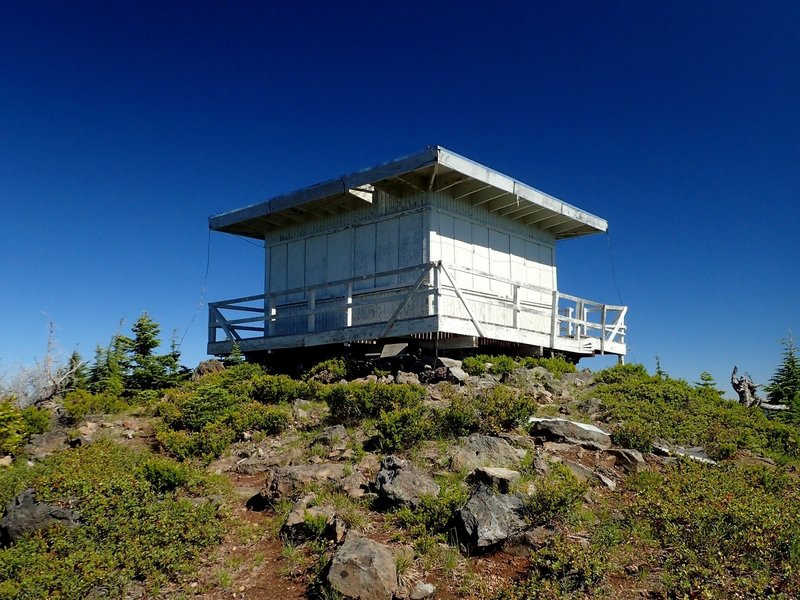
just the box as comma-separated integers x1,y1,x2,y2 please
209,146,608,240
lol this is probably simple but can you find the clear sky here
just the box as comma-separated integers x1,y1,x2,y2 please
2,1,799,393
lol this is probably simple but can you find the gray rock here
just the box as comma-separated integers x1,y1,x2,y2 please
435,357,462,369
410,581,436,599
558,458,597,484
652,444,716,465
374,456,439,509
0,456,12,468
261,463,347,501
448,366,468,383
316,425,348,447
395,371,421,386
528,417,612,451
280,493,338,543
1,489,79,544
575,397,602,417
192,360,225,381
327,534,398,600
607,448,647,473
339,471,368,498
450,434,526,471
467,467,521,493
458,485,528,549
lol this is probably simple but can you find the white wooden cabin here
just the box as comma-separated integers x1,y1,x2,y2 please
207,146,627,361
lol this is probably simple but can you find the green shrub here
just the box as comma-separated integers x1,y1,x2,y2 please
63,389,129,420
624,462,800,597
20,406,50,436
498,535,607,598
251,374,307,404
0,440,224,599
324,382,425,425
594,369,800,462
479,385,535,433
435,395,480,437
519,355,577,378
140,457,189,493
523,463,586,526
0,398,25,455
593,362,649,385
376,406,432,451
304,358,349,383
461,355,487,376
395,475,468,535
157,420,237,462
175,385,237,431
487,355,518,375
225,402,290,436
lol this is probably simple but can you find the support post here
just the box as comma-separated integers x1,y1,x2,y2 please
268,297,276,336
346,283,353,327
550,291,558,349
512,284,520,329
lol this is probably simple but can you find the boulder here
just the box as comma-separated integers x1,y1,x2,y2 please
260,463,347,501
280,493,339,543
450,434,526,471
528,417,612,451
1,489,79,544
316,425,348,447
458,485,528,549
607,448,647,473
467,467,521,493
395,371,421,386
192,360,225,381
327,534,398,600
339,471,369,498
374,456,439,509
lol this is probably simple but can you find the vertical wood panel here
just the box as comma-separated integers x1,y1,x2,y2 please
305,236,325,287
398,212,423,283
327,229,352,294
472,223,490,292
270,243,288,296
354,223,376,291
489,229,511,296
286,240,305,301
453,217,472,288
376,219,398,287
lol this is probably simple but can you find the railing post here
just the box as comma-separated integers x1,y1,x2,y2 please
575,300,584,339
268,297,276,336
346,282,353,327
512,284,520,329
601,305,607,355
550,291,558,348
308,289,316,333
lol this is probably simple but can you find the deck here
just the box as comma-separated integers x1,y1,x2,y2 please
207,261,627,358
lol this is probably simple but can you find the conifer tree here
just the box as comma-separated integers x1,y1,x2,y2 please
695,371,724,399
766,337,800,423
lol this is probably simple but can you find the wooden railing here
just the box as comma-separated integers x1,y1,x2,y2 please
208,261,626,353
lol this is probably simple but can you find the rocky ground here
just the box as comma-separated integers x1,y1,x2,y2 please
0,359,756,600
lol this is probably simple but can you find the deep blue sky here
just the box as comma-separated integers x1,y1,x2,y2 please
2,1,799,393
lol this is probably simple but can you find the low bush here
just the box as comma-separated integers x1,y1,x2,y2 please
140,456,190,493
0,440,225,599
324,382,426,425
518,355,577,378
174,385,237,431
250,374,307,404
20,406,50,436
435,395,480,438
523,463,586,527
395,474,468,536
593,364,800,462
479,385,536,433
225,402,290,436
623,461,800,597
375,406,432,451
0,398,25,455
156,420,237,462
63,389,129,420
303,357,349,383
